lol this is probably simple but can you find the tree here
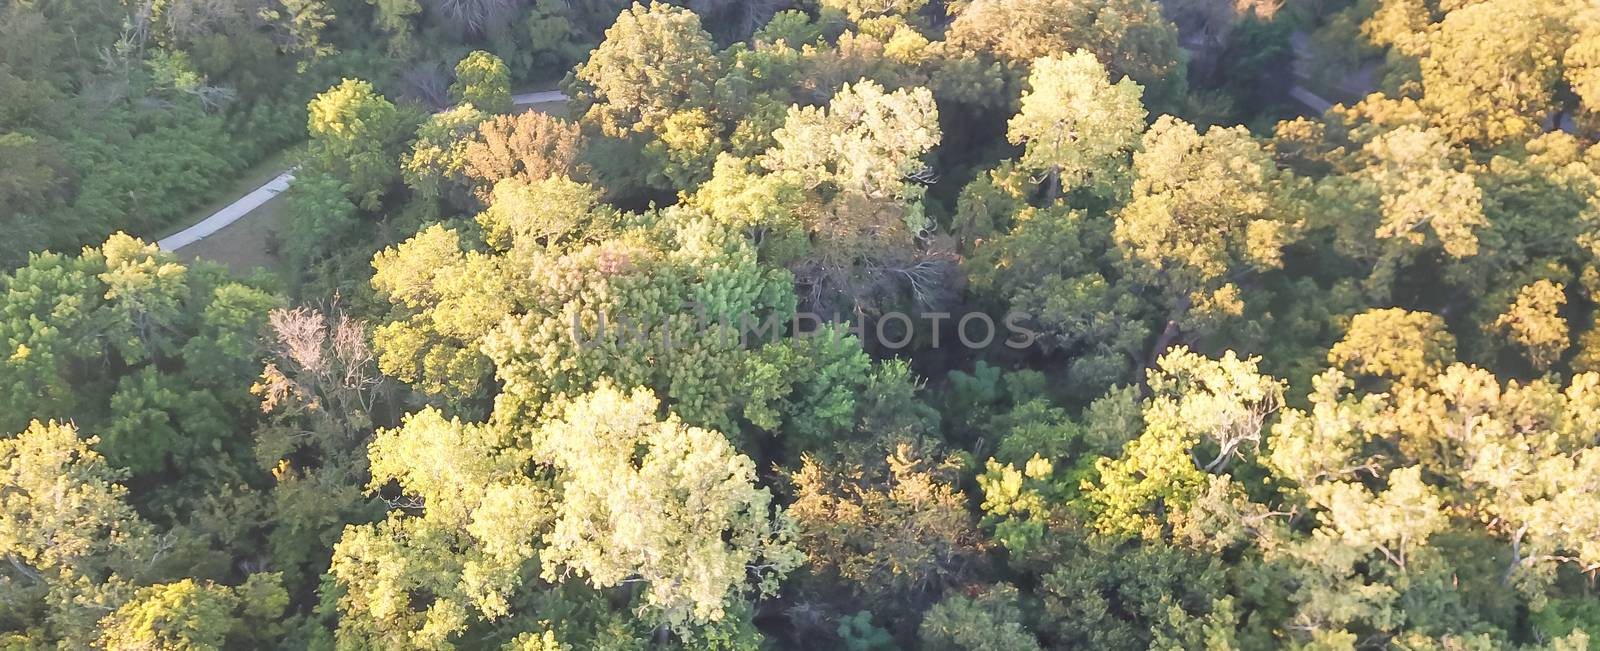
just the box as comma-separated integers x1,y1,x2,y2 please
1355,125,1486,297
450,50,512,114
425,0,520,36
369,224,508,404
573,2,722,137
476,175,620,256
1,421,152,647
332,382,800,644
371,204,797,428
258,0,336,58
462,110,587,191
964,201,1149,396
330,408,552,647
283,171,360,272
1006,51,1147,201
571,2,727,191
1568,13,1600,132
788,444,985,612
1419,0,1569,146
523,0,591,70
945,0,1185,102
535,384,802,632
0,235,278,477
1113,116,1295,346
737,328,874,455
762,80,940,203
95,575,288,651
1492,279,1569,371
0,133,70,267
1033,538,1236,649
305,78,412,210
1328,308,1456,385
820,0,930,23
1305,466,1448,571
1083,347,1283,538
1269,363,1600,590
754,80,951,314
403,103,489,205
1359,0,1434,57
252,306,385,597
918,584,1042,651
1,421,152,584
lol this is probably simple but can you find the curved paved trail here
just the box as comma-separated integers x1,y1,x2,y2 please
158,90,569,252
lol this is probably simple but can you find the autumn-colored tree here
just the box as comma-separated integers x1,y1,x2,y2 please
789,443,986,613
1492,279,1570,370
1419,0,1569,146
1328,308,1456,385
462,110,587,191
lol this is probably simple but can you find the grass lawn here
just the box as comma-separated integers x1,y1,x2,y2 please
174,188,288,277
525,100,569,118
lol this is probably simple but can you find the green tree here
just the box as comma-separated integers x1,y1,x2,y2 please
451,50,513,114
918,584,1042,651
1007,51,1147,201
403,103,490,205
965,201,1149,396
1,421,153,646
1083,347,1284,538
1353,125,1486,297
1113,116,1295,345
284,170,360,271
574,2,721,138
535,384,802,632
0,235,278,477
330,407,551,648
305,78,412,211
95,575,288,651
570,2,728,191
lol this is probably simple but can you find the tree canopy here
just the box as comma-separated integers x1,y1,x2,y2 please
6,0,1600,648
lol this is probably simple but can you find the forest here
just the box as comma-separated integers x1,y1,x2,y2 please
3,0,1600,648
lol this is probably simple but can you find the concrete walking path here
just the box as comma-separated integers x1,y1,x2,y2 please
1289,86,1334,114
511,90,567,105
159,91,569,252
158,170,295,251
